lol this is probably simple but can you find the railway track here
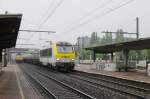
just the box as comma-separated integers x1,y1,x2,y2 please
74,71,150,91
38,71,95,99
20,63,150,99
20,66,59,99
21,63,136,98
20,64,95,99
67,72,150,99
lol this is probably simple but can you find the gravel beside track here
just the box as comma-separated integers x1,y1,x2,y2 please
66,72,150,99
75,71,150,91
20,63,94,99
20,66,58,99
17,65,51,99
20,63,150,99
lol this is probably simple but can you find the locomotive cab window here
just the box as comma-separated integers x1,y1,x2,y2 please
57,45,73,53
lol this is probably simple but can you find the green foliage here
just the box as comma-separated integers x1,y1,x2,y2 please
128,51,137,60
101,32,113,44
139,50,148,60
115,29,124,43
129,50,149,61
78,29,150,60
80,49,92,60
90,32,100,45
147,50,150,60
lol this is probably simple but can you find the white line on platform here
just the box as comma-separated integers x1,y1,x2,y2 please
14,64,25,99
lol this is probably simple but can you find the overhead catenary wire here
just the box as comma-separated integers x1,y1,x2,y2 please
64,0,113,31
29,0,56,40
65,0,135,33
16,44,35,45
17,0,63,48
38,0,55,28
37,0,64,48
17,38,29,40
29,0,55,38
19,29,56,33
38,0,64,29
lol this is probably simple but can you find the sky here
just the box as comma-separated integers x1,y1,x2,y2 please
0,0,150,49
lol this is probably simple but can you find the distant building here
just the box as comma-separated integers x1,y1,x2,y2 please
77,36,90,49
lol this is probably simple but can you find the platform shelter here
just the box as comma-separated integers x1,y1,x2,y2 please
85,37,150,72
0,14,22,67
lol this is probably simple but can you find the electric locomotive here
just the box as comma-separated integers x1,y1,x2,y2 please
39,41,75,71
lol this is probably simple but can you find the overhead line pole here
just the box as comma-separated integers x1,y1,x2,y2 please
102,31,138,35
102,17,140,38
136,17,139,64
136,17,139,39
19,30,56,33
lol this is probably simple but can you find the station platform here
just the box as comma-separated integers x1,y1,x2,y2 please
0,63,42,99
75,64,150,84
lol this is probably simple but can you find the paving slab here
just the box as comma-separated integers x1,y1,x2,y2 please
0,63,44,99
0,64,22,99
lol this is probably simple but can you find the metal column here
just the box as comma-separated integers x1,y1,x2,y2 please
3,49,7,67
123,50,129,71
93,50,96,62
110,52,113,62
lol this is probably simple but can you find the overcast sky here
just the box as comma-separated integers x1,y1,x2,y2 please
0,0,150,48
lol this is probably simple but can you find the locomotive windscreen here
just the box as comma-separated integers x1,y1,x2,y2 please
57,45,73,53
56,42,72,46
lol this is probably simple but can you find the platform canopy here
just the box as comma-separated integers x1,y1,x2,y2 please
85,37,150,53
0,14,22,49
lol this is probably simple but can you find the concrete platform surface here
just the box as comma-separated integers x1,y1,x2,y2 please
75,64,150,84
0,64,22,99
0,64,43,99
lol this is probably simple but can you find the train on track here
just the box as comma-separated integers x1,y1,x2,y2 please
23,41,76,72
15,53,23,63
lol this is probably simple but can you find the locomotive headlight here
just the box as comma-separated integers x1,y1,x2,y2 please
56,58,60,60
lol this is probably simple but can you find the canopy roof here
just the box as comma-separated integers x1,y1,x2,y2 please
0,14,22,49
85,37,150,53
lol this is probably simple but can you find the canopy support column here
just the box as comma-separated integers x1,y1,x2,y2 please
0,49,2,62
111,52,113,62
3,49,7,67
93,50,96,62
123,49,129,72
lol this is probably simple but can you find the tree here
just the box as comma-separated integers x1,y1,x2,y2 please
80,49,91,60
129,51,137,60
101,32,113,44
115,29,124,43
147,49,150,61
139,50,148,60
90,32,99,45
